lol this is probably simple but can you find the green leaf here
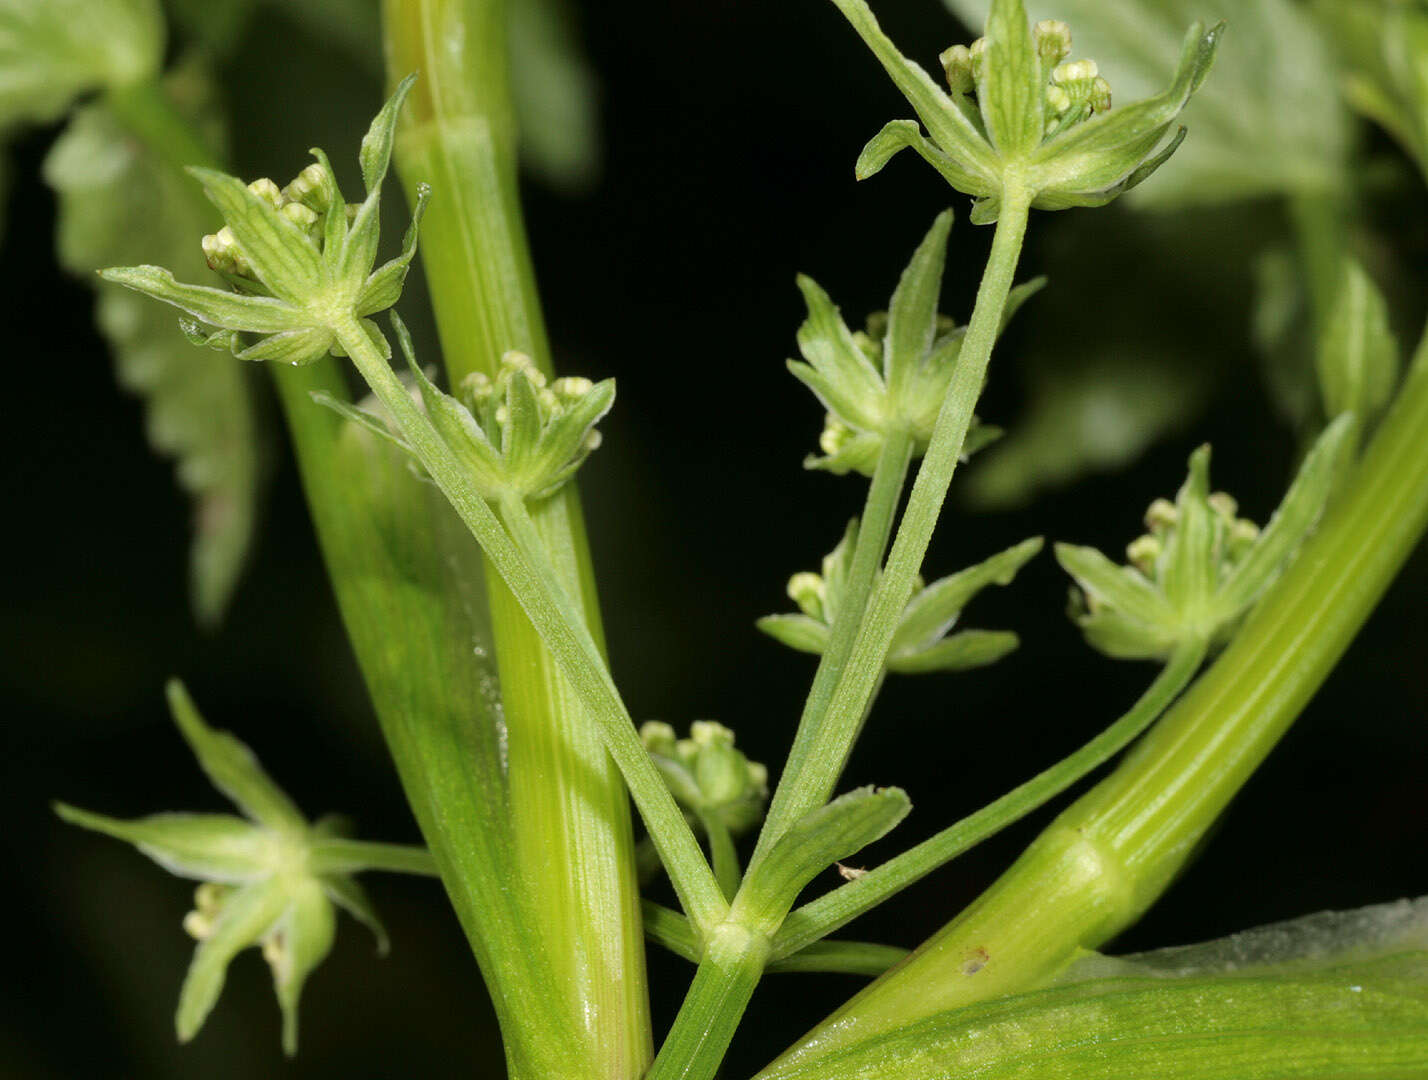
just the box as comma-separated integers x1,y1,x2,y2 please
176,878,288,1044
271,879,337,1056
887,629,1019,673
1214,413,1355,617
54,804,271,882
735,786,911,935
884,211,953,391
1157,444,1215,614
855,119,987,191
1318,259,1400,425
890,536,1042,655
358,181,430,316
45,96,265,625
319,873,389,956
793,275,887,431
946,0,1351,208
757,614,832,656
98,265,305,332
359,73,416,195
166,679,307,832
1054,544,1176,627
0,0,163,127
979,0,1043,158
757,898,1428,1080
828,0,999,189
188,167,326,303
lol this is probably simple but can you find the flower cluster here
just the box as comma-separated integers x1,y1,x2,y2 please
1056,416,1354,660
790,212,1039,475
832,0,1222,222
760,518,1041,674
640,721,769,836
55,681,434,1054
319,316,615,502
100,74,427,365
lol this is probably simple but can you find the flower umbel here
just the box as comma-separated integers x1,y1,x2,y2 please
831,0,1222,222
55,681,436,1054
1056,415,1356,660
760,518,1042,673
314,314,615,502
97,74,428,364
789,211,1041,475
641,721,770,836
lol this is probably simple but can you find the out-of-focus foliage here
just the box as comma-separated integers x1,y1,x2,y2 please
1315,0,1428,178
509,0,600,190
945,0,1352,209
43,66,265,625
0,0,164,128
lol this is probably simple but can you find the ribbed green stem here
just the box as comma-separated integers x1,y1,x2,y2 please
752,430,914,868
755,190,1033,859
383,1,650,1072
646,923,772,1080
763,326,1428,1073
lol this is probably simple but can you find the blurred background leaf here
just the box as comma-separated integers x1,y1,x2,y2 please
43,63,267,625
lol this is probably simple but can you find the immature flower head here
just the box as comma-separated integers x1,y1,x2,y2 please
1056,416,1355,660
318,315,615,502
55,682,431,1054
834,0,1222,222
99,74,428,365
759,518,1041,674
641,721,769,835
789,211,1040,475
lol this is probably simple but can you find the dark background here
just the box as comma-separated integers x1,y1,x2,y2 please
4,0,1427,1076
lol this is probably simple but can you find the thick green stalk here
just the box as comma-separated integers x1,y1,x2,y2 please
647,923,772,1080
757,189,1034,856
333,320,726,936
751,430,914,869
763,327,1428,1073
383,1,650,1072
770,637,1206,959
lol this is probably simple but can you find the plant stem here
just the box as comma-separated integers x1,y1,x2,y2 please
756,190,1034,858
332,317,728,936
762,325,1428,1073
700,812,743,901
770,637,1206,958
305,838,440,876
751,430,913,868
646,923,772,1080
384,1,650,1070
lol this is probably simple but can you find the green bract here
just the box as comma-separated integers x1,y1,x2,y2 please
829,0,1222,221
98,74,427,366
641,721,770,836
760,519,1040,673
1057,415,1355,660
789,211,1040,475
54,681,436,1054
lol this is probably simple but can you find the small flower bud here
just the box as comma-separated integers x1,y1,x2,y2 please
969,37,987,80
551,376,594,401
1208,492,1239,520
1045,84,1072,117
1053,58,1100,86
787,571,826,620
819,417,855,458
247,177,284,209
1090,76,1113,112
1227,518,1260,560
1126,533,1162,576
1034,20,1072,65
283,163,331,210
940,43,975,94
281,201,319,231
460,371,494,409
1145,498,1178,533
640,721,678,756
